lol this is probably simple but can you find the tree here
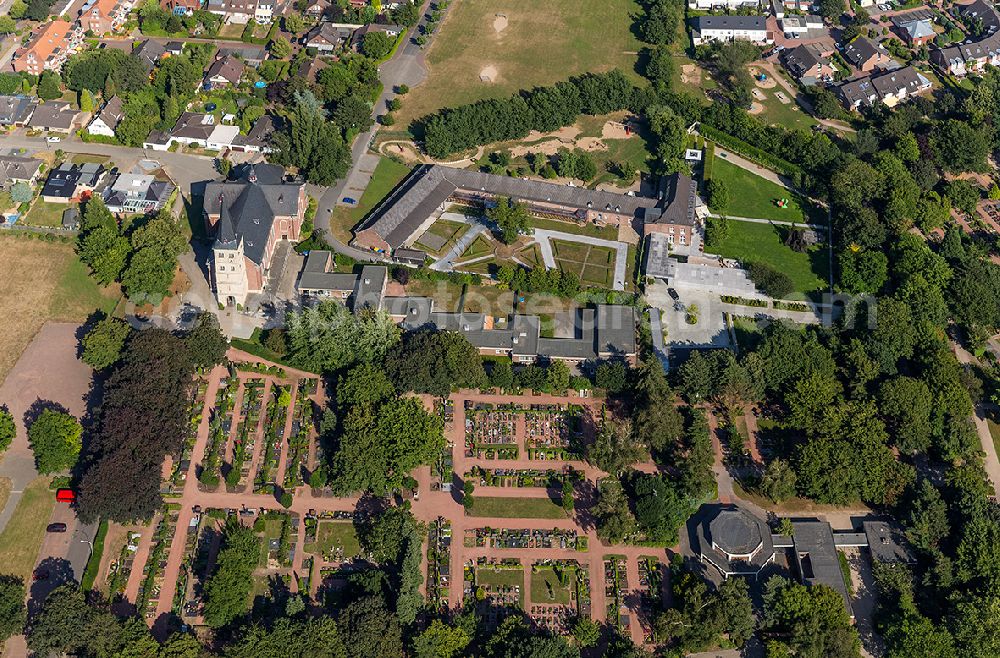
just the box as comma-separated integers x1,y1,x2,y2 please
759,458,797,502
286,301,401,373
37,71,62,101
595,361,627,393
747,261,794,299
0,409,14,455
362,31,393,59
462,479,475,510
932,119,992,173
284,13,304,33
24,0,53,22
706,178,731,213
587,421,643,475
6,1,24,19
490,359,514,390
413,620,470,658
900,479,949,553
571,618,600,647
271,92,351,185
82,317,131,370
338,596,403,658
0,17,16,34
384,330,487,397
879,376,933,454
10,182,33,204
946,179,981,217
487,197,531,244
27,409,81,474
0,576,25,642
594,477,638,543
632,472,693,545
270,36,292,58
546,359,570,393
763,576,861,658
185,312,228,369
202,520,259,628
27,584,118,656
78,88,95,113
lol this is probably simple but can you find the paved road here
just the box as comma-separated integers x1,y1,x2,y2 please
532,229,630,291
707,213,827,229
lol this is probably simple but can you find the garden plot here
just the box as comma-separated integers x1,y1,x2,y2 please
254,511,295,569
529,560,591,635
603,556,629,630
427,517,452,610
177,509,228,622
466,527,584,551
229,378,265,490
465,403,519,459
469,558,524,620
283,378,318,491
524,404,583,459
303,518,362,564
105,530,143,602
167,376,210,492
551,239,616,288
136,504,181,619
636,556,664,645
253,384,290,494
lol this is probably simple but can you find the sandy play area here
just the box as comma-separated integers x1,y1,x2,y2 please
750,67,777,89
680,63,703,85
748,102,764,115
493,13,508,33
480,65,498,83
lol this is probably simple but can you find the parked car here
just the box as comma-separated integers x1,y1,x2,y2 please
46,523,67,533
46,136,61,143
55,488,76,503
667,288,680,301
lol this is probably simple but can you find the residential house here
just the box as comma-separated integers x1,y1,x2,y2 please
204,163,306,306
28,102,81,133
0,96,37,127
642,172,698,248
296,57,328,82
303,0,330,17
779,14,824,37
838,65,930,109
891,10,936,46
842,37,893,72
169,112,216,147
161,0,202,15
773,0,819,18
86,95,124,137
79,0,134,35
350,23,404,50
205,54,246,88
295,253,639,364
304,22,360,52
0,156,43,189
206,124,242,150
103,173,174,213
215,44,267,66
688,0,760,8
12,20,82,75
40,163,107,202
932,31,1000,75
132,39,167,73
206,0,273,23
958,0,1000,35
232,114,278,153
165,41,186,56
782,43,836,85
691,16,772,46
143,130,172,151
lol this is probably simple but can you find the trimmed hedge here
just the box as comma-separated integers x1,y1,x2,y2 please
81,519,109,591
698,125,802,178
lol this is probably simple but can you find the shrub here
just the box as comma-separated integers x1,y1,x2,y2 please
747,261,794,299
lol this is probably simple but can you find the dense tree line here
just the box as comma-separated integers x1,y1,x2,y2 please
419,71,637,158
77,319,227,523
203,519,261,628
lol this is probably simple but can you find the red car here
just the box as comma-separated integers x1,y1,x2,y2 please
55,489,76,503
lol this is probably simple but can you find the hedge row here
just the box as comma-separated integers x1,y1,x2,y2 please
698,124,802,178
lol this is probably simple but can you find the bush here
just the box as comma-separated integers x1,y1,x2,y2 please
706,179,731,213
747,261,794,299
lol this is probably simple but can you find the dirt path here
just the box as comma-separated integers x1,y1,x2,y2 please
952,341,1000,498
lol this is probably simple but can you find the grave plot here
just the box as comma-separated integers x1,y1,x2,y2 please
465,404,519,460
524,405,583,460
465,527,583,551
427,517,452,610
467,558,524,625
105,530,143,602
136,504,181,619
231,379,265,490
303,514,362,565
198,370,237,489
529,560,591,635
466,465,582,488
254,510,296,570
603,556,629,632
254,384,290,495
168,375,211,492
283,379,316,491
177,508,229,622
636,556,664,645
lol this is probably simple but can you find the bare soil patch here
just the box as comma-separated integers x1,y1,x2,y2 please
493,13,508,33
480,65,498,83
680,63,703,85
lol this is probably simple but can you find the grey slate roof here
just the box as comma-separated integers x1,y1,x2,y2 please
862,521,915,564
206,54,245,84
783,43,827,78
791,521,853,616
204,165,302,264
645,173,697,226
358,164,659,251
0,156,43,187
959,0,1000,33
0,95,36,126
94,95,124,130
597,305,636,356
233,114,279,150
171,112,215,140
695,15,768,31
133,39,166,72
870,66,928,97
842,37,882,67
28,102,78,131
41,162,106,199
216,44,267,64
352,265,387,311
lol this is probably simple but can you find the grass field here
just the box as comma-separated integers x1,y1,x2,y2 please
304,521,361,558
397,0,644,129
459,234,494,260
731,315,766,352
705,220,828,299
710,157,820,224
468,496,566,519
988,418,1000,458
330,157,412,244
413,219,471,256
0,477,55,583
0,237,119,381
530,216,620,241
21,201,67,228
551,239,616,287
755,89,819,133
530,567,573,605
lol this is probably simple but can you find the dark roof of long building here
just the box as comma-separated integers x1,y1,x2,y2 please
646,173,697,226
357,165,660,251
791,521,853,616
695,15,768,31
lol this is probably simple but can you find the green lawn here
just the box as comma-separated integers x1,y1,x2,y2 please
22,200,69,227
70,153,112,166
332,157,413,244
467,496,567,519
0,477,56,583
710,157,820,224
304,521,361,558
732,315,766,352
530,216,620,241
397,0,645,129
705,220,828,299
530,567,573,605
413,219,471,256
459,234,494,260
755,89,819,132
987,418,1000,458
551,239,616,288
